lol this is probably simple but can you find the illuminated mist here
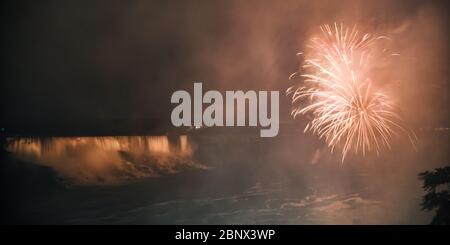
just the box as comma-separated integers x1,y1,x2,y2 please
6,136,202,185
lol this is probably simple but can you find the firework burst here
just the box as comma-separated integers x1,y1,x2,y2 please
288,23,415,161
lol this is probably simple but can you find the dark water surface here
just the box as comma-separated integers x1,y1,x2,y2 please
1,129,447,224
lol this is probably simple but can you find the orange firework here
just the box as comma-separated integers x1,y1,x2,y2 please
288,23,415,161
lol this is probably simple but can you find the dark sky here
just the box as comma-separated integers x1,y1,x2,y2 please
1,0,448,133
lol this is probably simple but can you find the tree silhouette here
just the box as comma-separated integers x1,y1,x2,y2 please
419,166,450,225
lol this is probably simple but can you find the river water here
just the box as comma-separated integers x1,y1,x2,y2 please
2,130,446,224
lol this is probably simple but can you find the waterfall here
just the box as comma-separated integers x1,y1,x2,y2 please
5,135,202,185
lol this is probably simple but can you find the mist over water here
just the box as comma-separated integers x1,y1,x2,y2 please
2,128,447,224
0,0,448,225
6,136,201,185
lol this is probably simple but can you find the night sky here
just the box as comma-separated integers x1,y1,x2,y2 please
1,0,448,134
0,0,449,226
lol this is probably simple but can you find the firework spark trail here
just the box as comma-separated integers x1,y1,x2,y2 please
288,23,415,162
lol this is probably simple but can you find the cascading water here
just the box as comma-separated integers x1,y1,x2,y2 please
5,135,204,185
